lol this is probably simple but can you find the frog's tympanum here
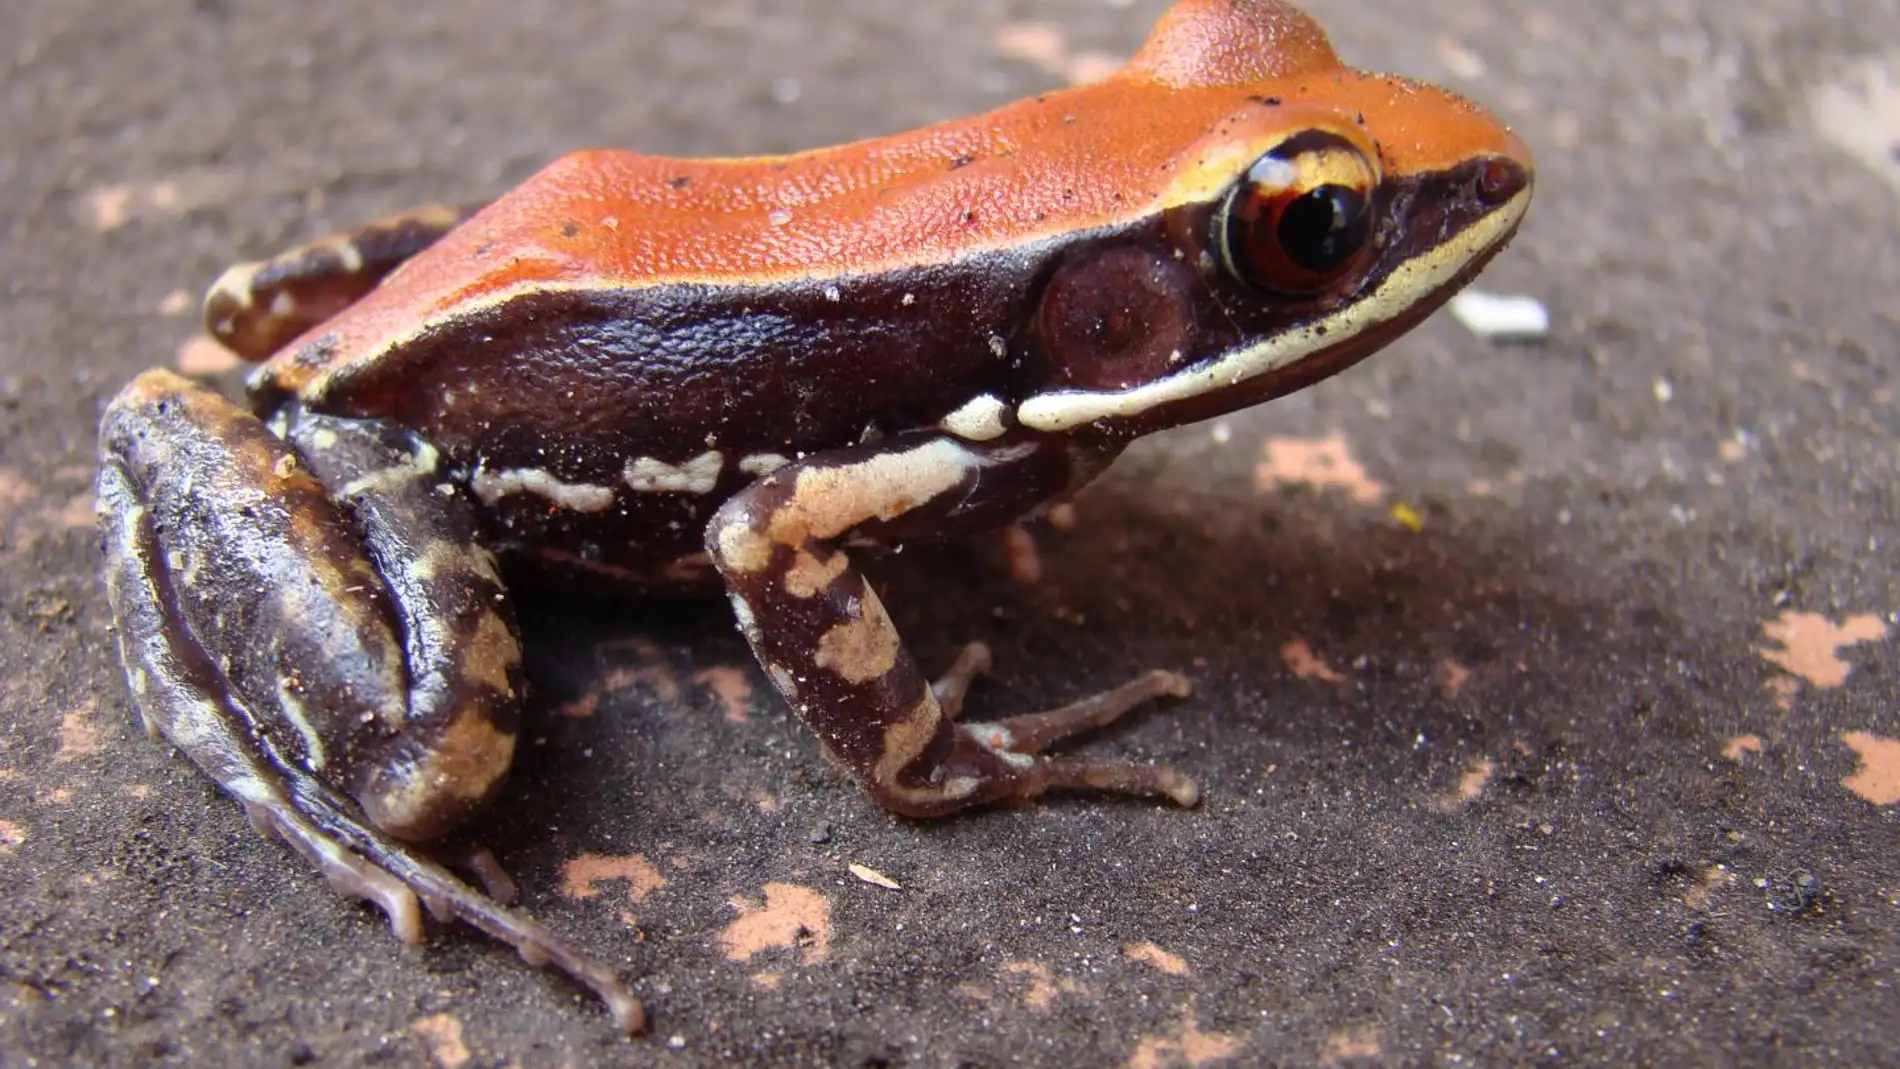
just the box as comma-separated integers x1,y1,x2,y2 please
97,0,1531,1030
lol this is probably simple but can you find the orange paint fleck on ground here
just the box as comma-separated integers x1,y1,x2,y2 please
409,1013,471,1069
1281,639,1344,682
1126,1007,1245,1069
1840,731,1900,805
602,663,681,703
176,333,241,375
598,637,683,704
1254,434,1384,504
1436,659,1471,698
1765,676,1799,711
1758,611,1888,688
157,288,192,316
123,783,151,799
750,970,784,990
77,170,243,232
555,691,600,718
0,819,24,856
55,703,102,762
560,852,666,916
1001,961,1090,1011
994,22,1122,86
1,470,101,549
1434,757,1495,811
1320,1025,1384,1065
1721,735,1764,761
694,665,753,724
1683,864,1733,911
953,982,994,1003
719,883,832,965
995,22,1065,68
1125,941,1191,976
0,470,30,513
46,491,95,530
1455,758,1495,802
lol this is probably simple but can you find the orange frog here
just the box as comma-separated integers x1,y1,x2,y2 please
98,0,1531,1030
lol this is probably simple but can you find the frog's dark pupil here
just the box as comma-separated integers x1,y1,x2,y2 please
1274,185,1369,273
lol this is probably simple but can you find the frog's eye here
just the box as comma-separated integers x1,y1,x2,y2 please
1217,130,1380,296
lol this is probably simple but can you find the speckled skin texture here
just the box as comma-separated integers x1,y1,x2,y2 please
4,0,1899,1066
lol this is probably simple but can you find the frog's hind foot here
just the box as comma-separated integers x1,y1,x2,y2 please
283,782,646,1033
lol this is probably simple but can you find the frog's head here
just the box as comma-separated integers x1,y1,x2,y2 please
1014,0,1533,439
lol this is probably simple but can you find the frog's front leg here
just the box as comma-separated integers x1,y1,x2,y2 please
204,202,479,359
97,369,642,1031
705,433,1199,818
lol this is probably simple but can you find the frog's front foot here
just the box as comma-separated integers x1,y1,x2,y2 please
706,433,1201,819
97,369,643,1032
928,640,1201,807
953,666,1201,809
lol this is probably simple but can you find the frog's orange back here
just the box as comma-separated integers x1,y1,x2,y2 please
409,0,1352,289
262,0,1521,392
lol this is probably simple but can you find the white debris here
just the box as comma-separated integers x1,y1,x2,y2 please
1448,290,1549,341
848,863,903,890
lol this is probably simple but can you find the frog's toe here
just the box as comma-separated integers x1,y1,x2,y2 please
442,842,521,906
957,668,1201,808
931,641,994,720
963,668,1193,755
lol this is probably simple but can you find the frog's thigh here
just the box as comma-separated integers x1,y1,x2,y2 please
704,433,1197,818
96,372,642,1029
100,369,520,838
205,202,479,358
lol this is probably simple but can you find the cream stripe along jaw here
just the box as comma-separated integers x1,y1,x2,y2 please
1016,182,1533,433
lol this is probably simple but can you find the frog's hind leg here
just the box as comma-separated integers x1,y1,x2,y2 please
204,202,481,359
98,369,642,1031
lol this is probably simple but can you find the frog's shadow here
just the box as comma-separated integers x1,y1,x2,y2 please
497,476,1693,838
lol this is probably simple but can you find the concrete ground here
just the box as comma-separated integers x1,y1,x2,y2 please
3,0,1897,1065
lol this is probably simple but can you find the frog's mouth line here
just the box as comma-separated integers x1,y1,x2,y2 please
1013,160,1532,435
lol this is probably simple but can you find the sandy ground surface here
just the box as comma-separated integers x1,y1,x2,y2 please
3,1,1898,1065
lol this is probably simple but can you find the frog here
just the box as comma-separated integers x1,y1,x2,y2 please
96,0,1532,1032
